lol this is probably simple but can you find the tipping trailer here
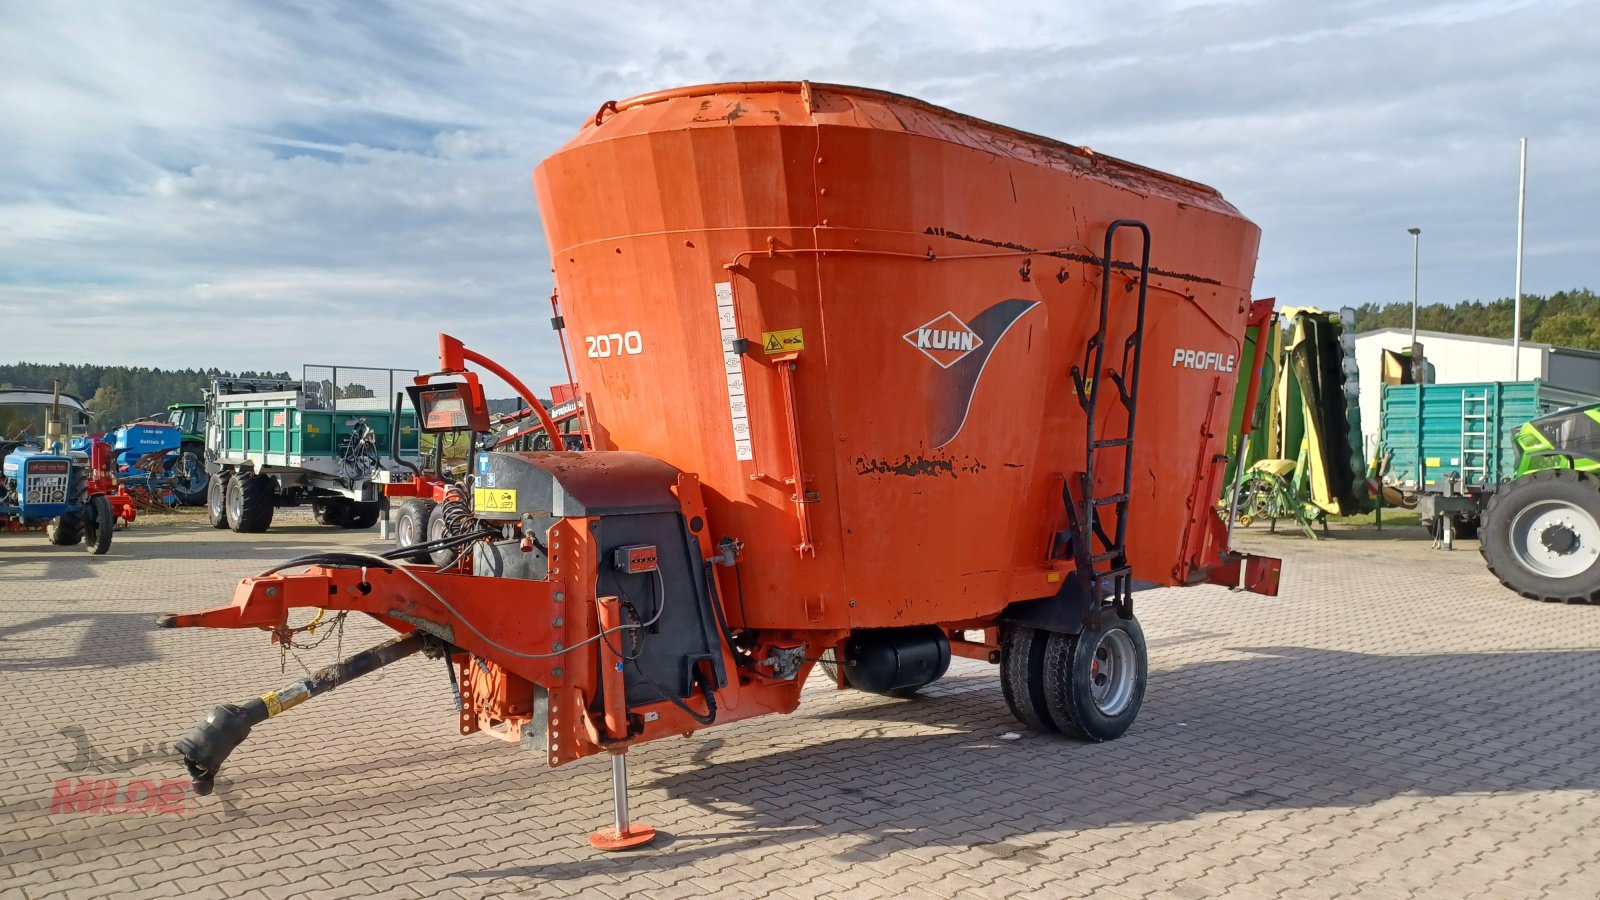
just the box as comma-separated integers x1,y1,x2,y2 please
1380,379,1600,545
162,82,1282,848
203,369,422,533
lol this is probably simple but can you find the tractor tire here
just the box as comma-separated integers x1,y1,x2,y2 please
1481,469,1600,603
225,473,275,533
1041,614,1147,742
171,442,209,507
46,512,85,546
207,472,230,529
313,498,348,527
340,501,382,530
394,499,436,562
1000,624,1057,732
84,494,114,555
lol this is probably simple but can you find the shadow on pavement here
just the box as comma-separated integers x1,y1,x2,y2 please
463,644,1600,882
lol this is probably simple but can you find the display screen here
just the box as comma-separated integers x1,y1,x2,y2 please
408,381,489,433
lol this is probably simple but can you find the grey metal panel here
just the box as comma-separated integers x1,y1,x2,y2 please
1546,350,1600,395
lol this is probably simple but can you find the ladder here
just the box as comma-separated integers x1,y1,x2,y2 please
1460,391,1489,486
1056,220,1151,615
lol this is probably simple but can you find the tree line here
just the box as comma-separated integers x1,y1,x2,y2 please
0,363,289,434
1352,288,1600,349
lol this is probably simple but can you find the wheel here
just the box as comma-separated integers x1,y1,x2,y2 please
817,647,839,683
1041,615,1147,741
424,506,457,566
314,498,350,527
170,442,209,506
46,512,84,546
394,499,436,562
341,501,381,530
1000,625,1057,732
1481,469,1600,603
207,472,230,529
225,473,275,533
84,494,113,555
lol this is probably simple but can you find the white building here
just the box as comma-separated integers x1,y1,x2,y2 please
1354,327,1600,454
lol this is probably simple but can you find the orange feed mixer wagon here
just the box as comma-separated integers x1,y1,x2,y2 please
163,82,1281,849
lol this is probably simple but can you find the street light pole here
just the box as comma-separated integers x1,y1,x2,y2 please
1408,227,1421,379
1513,137,1527,380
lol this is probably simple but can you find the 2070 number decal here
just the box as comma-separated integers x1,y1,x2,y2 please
585,331,643,358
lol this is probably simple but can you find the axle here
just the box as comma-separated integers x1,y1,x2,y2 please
174,631,425,795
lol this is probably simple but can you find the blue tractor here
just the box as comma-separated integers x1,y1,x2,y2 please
1,388,115,554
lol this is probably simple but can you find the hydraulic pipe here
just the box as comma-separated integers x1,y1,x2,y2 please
437,334,563,450
173,631,425,796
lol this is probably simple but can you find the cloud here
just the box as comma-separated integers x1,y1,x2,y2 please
1,0,1596,387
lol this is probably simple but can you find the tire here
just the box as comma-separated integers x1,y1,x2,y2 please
1481,469,1600,603
1000,625,1057,732
207,472,230,529
171,442,209,506
225,473,275,533
314,498,349,527
1041,615,1147,741
341,501,381,530
46,512,84,546
394,499,436,562
424,506,456,567
817,647,839,683
84,494,113,555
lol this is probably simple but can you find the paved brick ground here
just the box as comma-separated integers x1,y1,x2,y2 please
2,511,1598,898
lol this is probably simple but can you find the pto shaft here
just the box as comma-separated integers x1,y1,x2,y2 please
174,631,425,795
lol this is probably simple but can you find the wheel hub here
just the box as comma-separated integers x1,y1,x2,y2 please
1088,629,1137,717
1540,524,1578,554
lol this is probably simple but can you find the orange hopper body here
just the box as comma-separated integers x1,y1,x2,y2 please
536,81,1268,632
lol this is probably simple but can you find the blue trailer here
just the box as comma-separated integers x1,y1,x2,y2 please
1380,379,1600,543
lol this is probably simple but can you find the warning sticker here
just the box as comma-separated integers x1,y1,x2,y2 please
762,328,804,354
474,488,518,513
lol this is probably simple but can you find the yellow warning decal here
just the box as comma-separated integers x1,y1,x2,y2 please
762,328,805,354
1425,457,1441,467
261,692,282,717
475,488,518,513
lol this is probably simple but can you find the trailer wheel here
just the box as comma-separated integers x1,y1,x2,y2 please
1481,469,1600,603
207,472,230,529
226,473,275,533
424,506,457,567
1041,615,1147,741
1000,625,1057,732
394,499,436,562
340,501,382,530
46,512,85,546
84,494,114,555
817,647,839,683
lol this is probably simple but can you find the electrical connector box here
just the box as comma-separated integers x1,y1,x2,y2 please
612,544,658,574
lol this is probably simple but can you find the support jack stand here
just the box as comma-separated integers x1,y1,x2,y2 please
589,752,657,851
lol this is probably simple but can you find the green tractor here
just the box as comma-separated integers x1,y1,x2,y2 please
1481,402,1600,603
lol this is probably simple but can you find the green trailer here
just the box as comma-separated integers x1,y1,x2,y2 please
204,367,422,533
1380,379,1600,544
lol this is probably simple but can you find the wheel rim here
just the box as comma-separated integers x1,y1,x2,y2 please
398,512,419,546
1088,628,1137,717
1509,498,1600,579
227,483,241,522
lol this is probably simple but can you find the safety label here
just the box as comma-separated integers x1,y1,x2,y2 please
715,282,754,461
475,488,518,513
762,328,804,354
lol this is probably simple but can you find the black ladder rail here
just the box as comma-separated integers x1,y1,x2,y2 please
1059,219,1152,614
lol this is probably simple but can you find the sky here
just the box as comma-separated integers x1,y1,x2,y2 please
2,0,1596,391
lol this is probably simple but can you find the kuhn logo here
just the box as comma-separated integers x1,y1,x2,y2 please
904,312,984,368
1172,348,1237,373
